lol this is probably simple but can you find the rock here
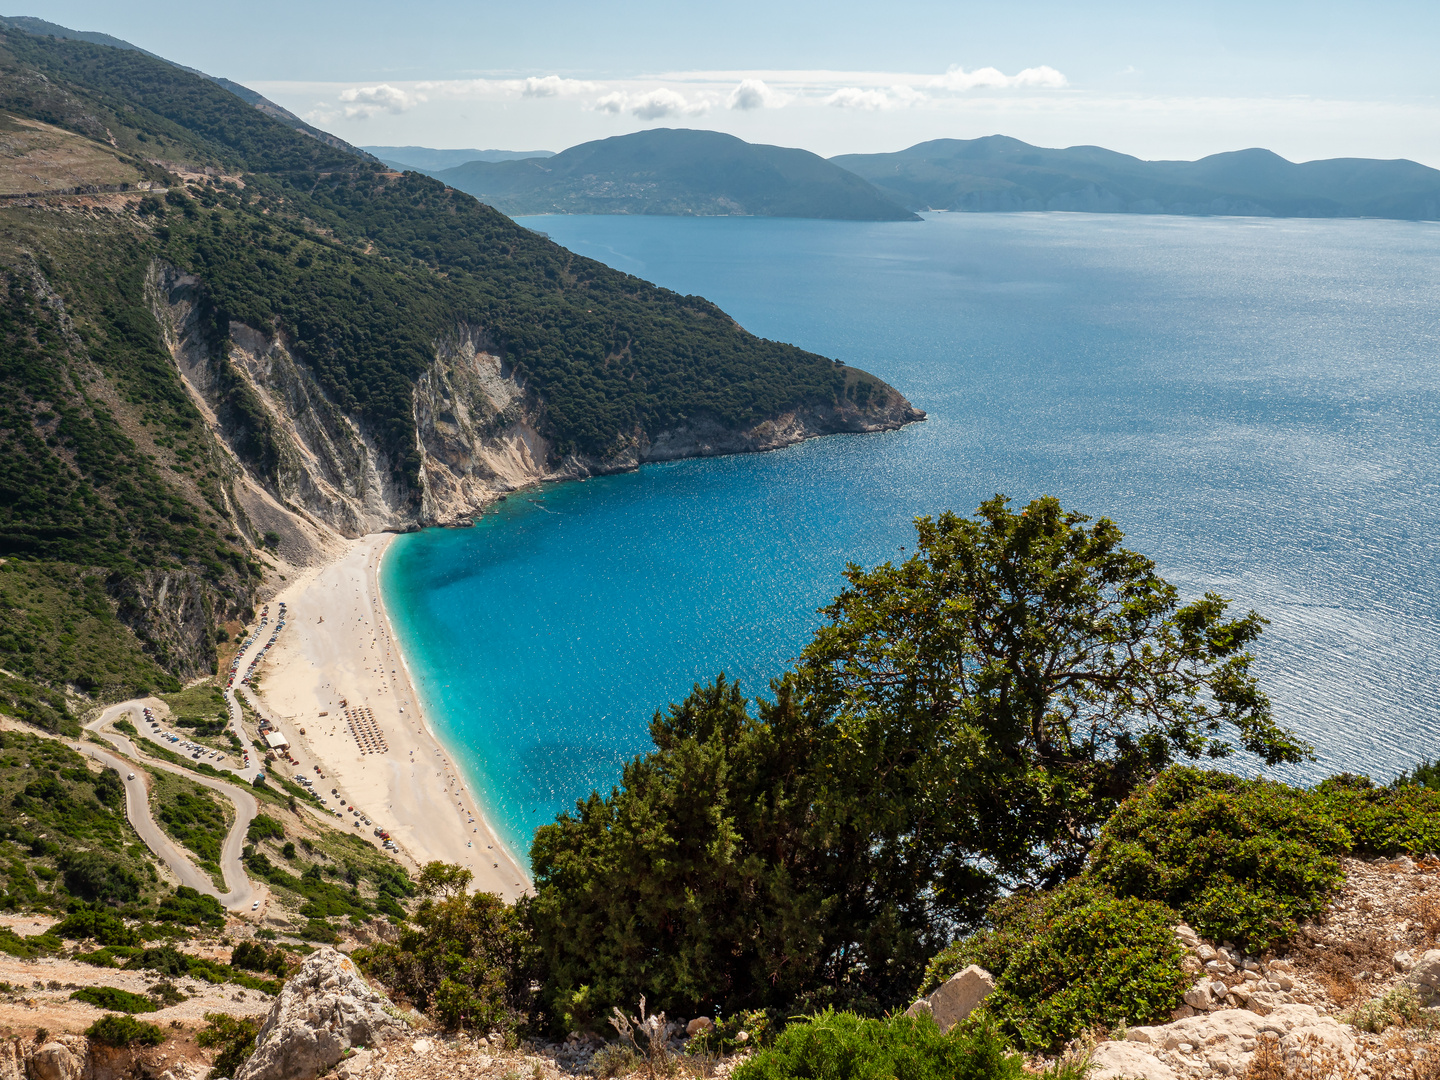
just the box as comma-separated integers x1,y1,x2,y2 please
1090,1004,1354,1080
27,1043,84,1080
1183,983,1214,1009
334,1050,375,1080
921,965,995,1033
1195,944,1217,962
905,999,933,1021
1268,959,1294,973
1126,1026,1159,1043
1089,1041,1179,1080
1396,951,1416,973
686,1017,713,1037
410,1040,433,1055
1404,949,1440,1001
236,947,409,1080
1170,1005,1195,1020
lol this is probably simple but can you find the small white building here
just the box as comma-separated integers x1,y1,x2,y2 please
263,730,290,752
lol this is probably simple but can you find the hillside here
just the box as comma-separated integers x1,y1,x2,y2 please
433,128,920,220
833,134,1440,219
363,146,555,172
0,23,920,723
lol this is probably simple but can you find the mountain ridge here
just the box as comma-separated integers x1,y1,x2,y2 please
432,128,920,221
832,134,1440,219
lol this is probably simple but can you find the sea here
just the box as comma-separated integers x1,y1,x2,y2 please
381,211,1440,868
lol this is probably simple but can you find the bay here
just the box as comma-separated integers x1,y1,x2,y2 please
383,212,1440,866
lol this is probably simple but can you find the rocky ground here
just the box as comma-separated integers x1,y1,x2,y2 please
1086,855,1440,1080
8,853,1440,1080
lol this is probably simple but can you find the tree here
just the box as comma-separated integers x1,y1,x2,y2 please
796,494,1309,892
529,496,1309,1025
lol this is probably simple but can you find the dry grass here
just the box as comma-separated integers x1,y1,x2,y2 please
1416,894,1440,948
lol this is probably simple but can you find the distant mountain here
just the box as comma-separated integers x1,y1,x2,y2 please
435,128,919,221
831,135,1440,220
363,145,555,173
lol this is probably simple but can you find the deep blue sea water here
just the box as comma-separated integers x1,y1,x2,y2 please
383,212,1440,868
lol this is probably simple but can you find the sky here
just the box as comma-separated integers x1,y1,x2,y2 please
21,0,1440,164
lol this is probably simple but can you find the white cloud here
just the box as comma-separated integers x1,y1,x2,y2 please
520,75,597,98
728,79,782,111
928,64,1067,92
594,88,710,120
337,83,424,119
825,85,926,110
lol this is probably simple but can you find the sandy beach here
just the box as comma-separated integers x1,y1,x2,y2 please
250,534,530,902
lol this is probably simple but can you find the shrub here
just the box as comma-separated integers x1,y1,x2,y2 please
58,852,141,905
1343,985,1423,1034
85,1013,165,1047
731,1009,1023,1080
1313,774,1440,857
70,985,157,1013
53,906,139,947
197,1013,258,1077
1088,767,1348,952
247,815,286,843
356,864,535,1033
924,881,1187,1051
155,886,225,927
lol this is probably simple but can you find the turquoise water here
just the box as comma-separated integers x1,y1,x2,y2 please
384,212,1440,867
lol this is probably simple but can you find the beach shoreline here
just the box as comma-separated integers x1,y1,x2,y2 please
250,533,530,902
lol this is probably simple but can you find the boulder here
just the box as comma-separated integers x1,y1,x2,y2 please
26,1043,84,1080
685,1018,713,1037
236,947,409,1080
1089,1041,1180,1080
916,966,994,1032
1404,949,1440,1002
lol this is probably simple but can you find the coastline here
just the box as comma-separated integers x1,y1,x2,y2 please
250,533,530,902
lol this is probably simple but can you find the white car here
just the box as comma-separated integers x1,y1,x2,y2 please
251,901,260,910
126,773,135,780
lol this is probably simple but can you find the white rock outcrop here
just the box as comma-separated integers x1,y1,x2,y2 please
236,947,409,1080
905,965,995,1032
1092,1003,1355,1078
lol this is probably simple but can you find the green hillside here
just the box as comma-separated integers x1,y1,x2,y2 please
433,128,920,221
0,24,914,726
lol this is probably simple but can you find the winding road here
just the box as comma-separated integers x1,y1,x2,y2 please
86,702,266,913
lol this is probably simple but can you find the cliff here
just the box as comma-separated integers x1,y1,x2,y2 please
147,262,921,563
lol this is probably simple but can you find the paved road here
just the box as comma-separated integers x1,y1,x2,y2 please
89,702,265,913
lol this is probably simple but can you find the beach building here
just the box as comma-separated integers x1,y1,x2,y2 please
263,730,291,752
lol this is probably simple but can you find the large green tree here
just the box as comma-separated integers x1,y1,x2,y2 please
529,496,1309,1026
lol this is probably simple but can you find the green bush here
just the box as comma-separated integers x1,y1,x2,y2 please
1088,767,1348,952
85,1013,165,1046
246,815,286,843
70,985,157,1013
924,882,1186,1051
731,1009,1023,1080
53,906,139,946
1312,774,1440,857
155,886,225,927
357,868,535,1033
197,1013,258,1077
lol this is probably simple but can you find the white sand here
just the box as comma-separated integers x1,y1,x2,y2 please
251,534,530,902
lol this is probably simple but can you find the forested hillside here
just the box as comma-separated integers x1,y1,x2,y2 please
0,23,919,725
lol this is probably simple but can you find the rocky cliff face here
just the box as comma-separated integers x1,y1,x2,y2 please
147,263,923,561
